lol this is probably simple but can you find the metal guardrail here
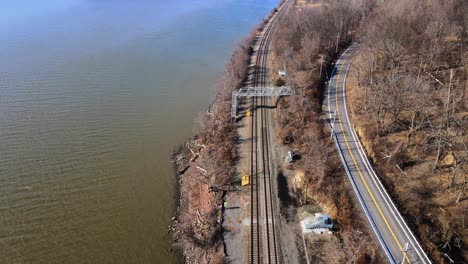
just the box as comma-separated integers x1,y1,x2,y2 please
340,50,431,264
327,46,396,264
329,122,396,264
328,45,432,264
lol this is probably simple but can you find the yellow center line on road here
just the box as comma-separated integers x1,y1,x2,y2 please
334,53,411,264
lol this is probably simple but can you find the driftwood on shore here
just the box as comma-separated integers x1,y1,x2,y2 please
172,139,205,175
169,1,287,262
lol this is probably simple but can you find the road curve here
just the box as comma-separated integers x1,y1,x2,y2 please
325,45,432,264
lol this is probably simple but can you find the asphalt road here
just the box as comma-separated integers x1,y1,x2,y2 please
326,45,432,264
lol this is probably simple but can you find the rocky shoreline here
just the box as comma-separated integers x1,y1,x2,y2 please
169,138,225,263
167,1,285,262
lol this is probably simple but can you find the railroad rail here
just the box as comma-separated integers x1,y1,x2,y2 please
248,1,290,263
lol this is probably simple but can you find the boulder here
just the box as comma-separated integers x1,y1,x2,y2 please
440,153,456,167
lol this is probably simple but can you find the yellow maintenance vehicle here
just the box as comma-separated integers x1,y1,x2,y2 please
245,111,251,117
241,170,250,186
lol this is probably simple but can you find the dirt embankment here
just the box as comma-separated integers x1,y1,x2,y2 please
169,2,285,263
171,140,225,263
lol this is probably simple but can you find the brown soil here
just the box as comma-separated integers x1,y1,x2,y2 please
171,140,225,263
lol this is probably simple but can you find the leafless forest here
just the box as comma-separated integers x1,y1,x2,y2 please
174,0,466,262
273,0,466,263
350,0,467,263
272,0,385,262
172,6,283,263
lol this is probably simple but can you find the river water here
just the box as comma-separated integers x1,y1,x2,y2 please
0,1,277,263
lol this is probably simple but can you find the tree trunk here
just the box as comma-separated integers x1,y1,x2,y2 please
445,69,453,126
434,137,442,170
456,180,465,204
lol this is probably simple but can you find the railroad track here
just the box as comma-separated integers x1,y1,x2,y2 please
248,1,289,263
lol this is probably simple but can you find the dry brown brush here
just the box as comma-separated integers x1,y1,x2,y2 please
271,0,384,262
174,38,253,262
173,3,286,262
349,0,467,262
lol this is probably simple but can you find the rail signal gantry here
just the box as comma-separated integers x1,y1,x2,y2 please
231,86,292,118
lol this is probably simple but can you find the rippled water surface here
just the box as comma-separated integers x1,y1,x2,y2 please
0,1,277,263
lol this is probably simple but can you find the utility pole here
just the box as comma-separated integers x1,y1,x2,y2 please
332,110,337,129
400,242,409,264
330,110,337,142
319,55,324,77
445,69,452,123
336,19,343,53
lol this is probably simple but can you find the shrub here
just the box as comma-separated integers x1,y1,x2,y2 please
274,77,286,86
